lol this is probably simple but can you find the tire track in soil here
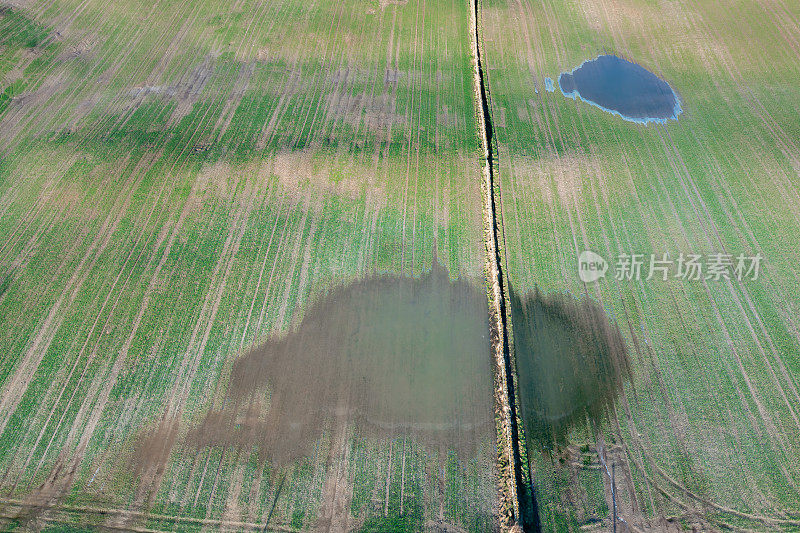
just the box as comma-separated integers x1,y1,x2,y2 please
61,150,203,467
0,0,216,394
51,67,252,489
162,178,259,420
170,28,302,521
68,6,283,508
315,405,353,533
615,98,800,509
0,149,147,438
142,177,294,521
0,0,213,490
3,0,310,525
485,0,800,526
656,125,800,484
0,496,297,532
7,148,172,490
41,15,252,471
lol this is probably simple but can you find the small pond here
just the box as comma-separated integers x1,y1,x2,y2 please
558,54,681,124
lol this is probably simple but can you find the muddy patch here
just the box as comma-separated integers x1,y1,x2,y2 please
126,56,215,127
324,90,405,134
131,415,180,487
511,289,630,449
0,451,83,530
5,70,66,113
56,32,100,62
270,149,386,207
185,261,494,464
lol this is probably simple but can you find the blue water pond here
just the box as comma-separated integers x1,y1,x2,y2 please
558,54,681,124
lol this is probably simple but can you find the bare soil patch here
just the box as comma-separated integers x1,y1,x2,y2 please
125,55,216,128
130,412,181,507
324,90,405,135
1,451,82,530
270,149,386,207
378,0,409,9
513,152,602,205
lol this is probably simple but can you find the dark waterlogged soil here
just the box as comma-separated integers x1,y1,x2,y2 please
180,269,629,465
127,263,632,533
510,288,630,450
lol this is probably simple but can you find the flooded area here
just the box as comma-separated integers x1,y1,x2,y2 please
511,288,630,450
186,261,495,463
148,267,629,530
558,54,681,123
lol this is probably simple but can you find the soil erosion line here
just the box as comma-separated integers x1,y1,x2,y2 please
469,0,530,530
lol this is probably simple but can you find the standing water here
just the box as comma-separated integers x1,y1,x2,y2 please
186,261,495,462
558,54,682,124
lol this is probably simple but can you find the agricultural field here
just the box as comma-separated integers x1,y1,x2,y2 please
0,0,501,531
3,0,800,531
479,0,800,530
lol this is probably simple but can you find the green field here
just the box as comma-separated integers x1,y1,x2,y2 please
2,0,800,531
0,0,498,530
480,0,800,530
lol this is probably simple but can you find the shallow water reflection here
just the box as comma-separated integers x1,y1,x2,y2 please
511,288,630,450
188,262,494,463
558,54,681,123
